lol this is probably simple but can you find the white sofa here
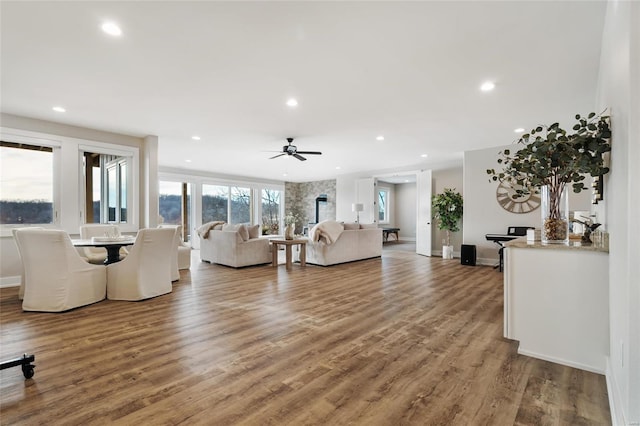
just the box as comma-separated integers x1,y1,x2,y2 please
199,224,271,268
304,223,382,266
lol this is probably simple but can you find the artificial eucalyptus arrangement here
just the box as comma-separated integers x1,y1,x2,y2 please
487,111,611,242
432,188,464,248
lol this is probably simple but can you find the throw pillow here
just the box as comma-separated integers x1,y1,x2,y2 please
247,224,260,239
221,223,250,241
343,222,359,230
237,224,249,241
359,223,378,229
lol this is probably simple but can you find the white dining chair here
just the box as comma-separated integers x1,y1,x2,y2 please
79,224,128,264
15,229,107,312
11,227,44,300
157,224,191,281
106,228,175,301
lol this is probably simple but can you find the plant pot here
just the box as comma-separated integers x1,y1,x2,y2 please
442,245,454,259
284,224,295,240
541,185,569,244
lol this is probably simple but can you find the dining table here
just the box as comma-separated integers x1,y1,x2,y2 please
72,237,136,264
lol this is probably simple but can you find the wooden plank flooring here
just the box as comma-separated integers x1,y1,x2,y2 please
0,251,610,425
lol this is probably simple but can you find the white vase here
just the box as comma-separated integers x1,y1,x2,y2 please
442,245,454,259
284,224,295,240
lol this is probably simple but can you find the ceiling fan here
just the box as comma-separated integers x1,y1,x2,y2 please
269,138,322,161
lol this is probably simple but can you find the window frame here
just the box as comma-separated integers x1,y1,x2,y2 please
378,187,390,224
78,144,139,233
0,133,61,233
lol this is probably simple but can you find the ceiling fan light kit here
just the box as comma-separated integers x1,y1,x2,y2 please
269,138,322,161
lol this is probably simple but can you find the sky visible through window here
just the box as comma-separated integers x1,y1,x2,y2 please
0,145,52,201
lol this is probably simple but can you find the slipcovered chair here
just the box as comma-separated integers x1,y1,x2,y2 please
106,228,175,301
157,224,191,281
11,227,44,300
80,224,129,264
15,229,106,312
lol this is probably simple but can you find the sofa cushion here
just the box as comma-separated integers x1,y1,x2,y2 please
343,222,359,230
360,223,378,229
247,224,260,239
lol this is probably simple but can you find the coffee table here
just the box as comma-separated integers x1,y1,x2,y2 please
269,238,307,270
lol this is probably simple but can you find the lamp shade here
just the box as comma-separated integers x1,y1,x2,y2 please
352,203,364,212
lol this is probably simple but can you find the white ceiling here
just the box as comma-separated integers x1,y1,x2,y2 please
0,1,607,183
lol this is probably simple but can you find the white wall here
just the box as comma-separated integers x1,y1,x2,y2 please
596,1,640,424
395,183,416,240
463,146,538,265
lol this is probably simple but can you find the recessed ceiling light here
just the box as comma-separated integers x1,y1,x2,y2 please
404,180,410,183
335,166,341,170
52,106,66,113
191,135,201,141
480,81,495,92
376,135,384,141
514,128,525,133
101,22,122,37
185,159,192,163
421,154,428,158
283,173,288,177
286,98,298,107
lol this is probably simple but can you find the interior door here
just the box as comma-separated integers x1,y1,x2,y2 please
416,170,432,256
356,178,376,223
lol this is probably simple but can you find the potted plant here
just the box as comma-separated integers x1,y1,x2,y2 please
432,188,464,259
487,111,611,243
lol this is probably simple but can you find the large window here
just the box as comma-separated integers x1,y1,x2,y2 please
201,184,256,225
230,186,251,224
378,188,389,223
159,180,191,241
261,189,281,235
202,184,229,223
1,141,55,225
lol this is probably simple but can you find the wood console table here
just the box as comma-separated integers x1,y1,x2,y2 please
270,238,307,271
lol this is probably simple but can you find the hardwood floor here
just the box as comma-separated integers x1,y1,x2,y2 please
0,251,610,425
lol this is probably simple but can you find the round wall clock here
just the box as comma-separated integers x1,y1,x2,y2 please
496,181,541,214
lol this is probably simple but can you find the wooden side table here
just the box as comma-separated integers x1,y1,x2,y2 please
270,238,307,270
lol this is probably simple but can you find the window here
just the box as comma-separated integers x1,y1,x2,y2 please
1,141,55,225
378,188,389,223
202,184,229,223
230,186,250,224
159,180,191,241
83,152,131,224
261,189,281,235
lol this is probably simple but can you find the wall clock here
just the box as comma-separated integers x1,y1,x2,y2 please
496,181,541,214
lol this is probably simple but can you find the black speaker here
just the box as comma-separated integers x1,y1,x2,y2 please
460,244,476,266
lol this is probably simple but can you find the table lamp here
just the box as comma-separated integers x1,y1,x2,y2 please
352,203,364,224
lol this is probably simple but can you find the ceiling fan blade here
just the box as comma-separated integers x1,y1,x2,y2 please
293,154,307,161
296,151,322,155
269,153,286,159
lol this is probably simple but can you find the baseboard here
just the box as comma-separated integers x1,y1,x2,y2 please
606,356,627,426
517,348,605,375
0,276,20,288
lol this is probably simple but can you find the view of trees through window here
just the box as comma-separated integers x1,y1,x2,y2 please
378,189,388,222
158,181,191,241
0,142,54,224
202,185,251,224
261,189,281,234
